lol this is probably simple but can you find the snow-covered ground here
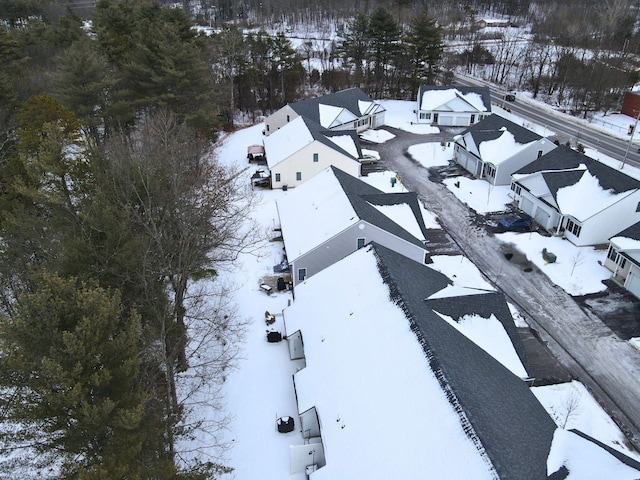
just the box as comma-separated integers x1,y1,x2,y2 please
210,107,640,478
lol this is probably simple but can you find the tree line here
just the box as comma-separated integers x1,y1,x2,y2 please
0,0,258,477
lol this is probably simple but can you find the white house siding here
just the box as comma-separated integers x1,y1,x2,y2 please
291,221,427,286
492,141,556,186
264,105,298,136
270,141,360,189
561,191,640,246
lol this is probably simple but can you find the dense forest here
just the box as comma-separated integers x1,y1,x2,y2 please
0,0,639,478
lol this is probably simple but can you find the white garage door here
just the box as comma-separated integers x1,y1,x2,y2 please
534,207,550,228
520,197,534,216
627,272,640,300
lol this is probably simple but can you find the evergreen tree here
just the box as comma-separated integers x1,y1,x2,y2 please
336,12,370,88
367,7,401,97
51,36,111,145
404,11,443,96
0,274,148,477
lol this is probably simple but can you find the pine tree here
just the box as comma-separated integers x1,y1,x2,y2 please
404,11,443,96
367,7,401,97
0,274,148,477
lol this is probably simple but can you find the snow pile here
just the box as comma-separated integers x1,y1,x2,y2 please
547,429,640,479
359,128,396,143
408,142,454,168
442,176,514,214
533,381,640,461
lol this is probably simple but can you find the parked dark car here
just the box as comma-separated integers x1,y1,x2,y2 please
498,213,533,232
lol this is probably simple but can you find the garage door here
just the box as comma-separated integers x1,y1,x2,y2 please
534,207,550,228
520,197,534,216
627,272,640,300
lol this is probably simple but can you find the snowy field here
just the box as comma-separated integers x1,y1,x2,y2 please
208,108,640,478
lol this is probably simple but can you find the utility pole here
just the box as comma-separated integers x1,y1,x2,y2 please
622,109,640,170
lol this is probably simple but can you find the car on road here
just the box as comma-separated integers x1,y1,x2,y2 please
505,93,516,102
498,213,533,232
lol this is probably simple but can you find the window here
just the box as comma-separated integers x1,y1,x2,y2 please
607,246,618,262
298,268,307,282
313,153,318,162
433,113,439,124
566,219,582,237
275,173,281,182
286,115,290,122
296,172,302,181
537,150,543,158
357,238,366,249
419,112,431,120
636,201,640,212
510,183,522,195
484,164,496,178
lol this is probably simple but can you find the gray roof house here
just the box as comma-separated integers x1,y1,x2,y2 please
282,242,640,478
417,85,492,126
454,114,556,185
263,87,385,136
511,145,640,246
263,116,363,189
605,221,640,300
277,166,434,286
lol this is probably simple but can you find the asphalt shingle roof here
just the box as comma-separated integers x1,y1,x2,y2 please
372,242,557,479
462,113,542,146
612,221,640,241
331,167,428,248
289,88,383,126
301,117,363,160
516,145,640,195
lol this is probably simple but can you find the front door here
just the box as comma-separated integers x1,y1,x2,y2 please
433,113,439,124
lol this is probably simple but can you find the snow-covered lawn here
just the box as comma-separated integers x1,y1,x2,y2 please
443,176,514,214
408,141,453,168
379,99,440,134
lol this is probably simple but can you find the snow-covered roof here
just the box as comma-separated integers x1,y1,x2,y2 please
284,246,497,479
459,115,543,159
556,169,632,222
277,167,430,261
433,311,528,378
264,117,363,169
264,117,314,168
276,167,358,261
610,222,640,251
514,146,640,219
286,243,560,478
418,85,491,112
479,127,537,166
289,88,385,129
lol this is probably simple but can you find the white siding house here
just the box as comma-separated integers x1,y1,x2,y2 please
263,87,385,136
276,166,432,286
454,115,556,185
605,223,640,300
416,85,492,126
510,146,640,246
264,116,362,189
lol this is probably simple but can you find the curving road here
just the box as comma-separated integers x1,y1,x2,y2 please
371,127,640,450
